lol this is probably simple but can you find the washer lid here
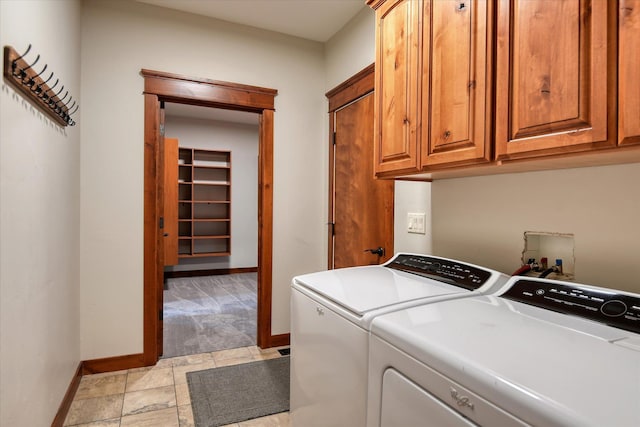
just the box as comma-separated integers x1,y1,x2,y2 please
371,295,640,427
292,265,468,316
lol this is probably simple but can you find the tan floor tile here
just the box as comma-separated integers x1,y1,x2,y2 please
126,367,174,392
66,419,120,427
75,373,127,400
212,347,256,367
154,357,174,368
174,382,191,406
120,407,179,427
122,385,176,416
172,360,216,385
212,346,253,361
64,394,123,426
167,352,214,367
237,412,290,427
177,404,195,427
248,346,281,360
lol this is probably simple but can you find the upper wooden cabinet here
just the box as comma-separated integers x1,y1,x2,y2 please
368,0,492,176
619,0,640,146
494,0,615,160
370,0,421,175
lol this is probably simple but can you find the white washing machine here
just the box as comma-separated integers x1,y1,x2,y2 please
367,276,640,427
289,253,509,427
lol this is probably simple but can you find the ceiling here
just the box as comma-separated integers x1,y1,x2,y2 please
143,0,367,124
136,0,366,43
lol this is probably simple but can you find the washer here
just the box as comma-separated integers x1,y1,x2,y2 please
367,276,640,427
290,253,509,427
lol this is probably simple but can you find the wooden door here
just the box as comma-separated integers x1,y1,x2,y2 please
421,0,492,167
331,91,394,268
619,0,640,146
163,137,179,266
495,0,614,160
371,0,422,176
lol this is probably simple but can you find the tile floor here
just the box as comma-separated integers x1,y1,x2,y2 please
64,346,290,427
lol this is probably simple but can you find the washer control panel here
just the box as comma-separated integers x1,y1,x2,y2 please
502,279,640,334
386,254,492,290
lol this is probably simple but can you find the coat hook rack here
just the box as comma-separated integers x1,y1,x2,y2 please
3,44,79,127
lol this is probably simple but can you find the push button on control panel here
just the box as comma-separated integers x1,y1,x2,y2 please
601,300,627,317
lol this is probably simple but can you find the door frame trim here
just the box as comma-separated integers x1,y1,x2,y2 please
141,69,278,365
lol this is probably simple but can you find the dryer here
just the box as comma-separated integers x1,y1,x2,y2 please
290,253,509,427
367,276,640,427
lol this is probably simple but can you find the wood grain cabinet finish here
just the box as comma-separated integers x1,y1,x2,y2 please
619,0,640,146
420,0,492,168
495,0,614,160
370,0,421,175
368,0,492,176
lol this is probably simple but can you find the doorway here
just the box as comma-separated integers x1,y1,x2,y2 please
141,69,279,365
162,103,260,358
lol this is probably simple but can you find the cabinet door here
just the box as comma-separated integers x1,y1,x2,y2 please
372,0,422,175
619,0,640,146
495,0,613,160
421,0,492,167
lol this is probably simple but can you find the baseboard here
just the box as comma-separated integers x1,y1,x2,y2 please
51,361,83,427
268,333,290,348
164,266,258,279
82,353,147,375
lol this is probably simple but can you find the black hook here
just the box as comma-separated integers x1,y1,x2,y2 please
68,104,79,116
39,78,59,100
48,86,65,106
31,71,53,94
19,54,40,83
55,95,72,114
26,63,48,88
11,44,32,76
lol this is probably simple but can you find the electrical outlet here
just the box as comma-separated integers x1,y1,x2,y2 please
407,212,426,234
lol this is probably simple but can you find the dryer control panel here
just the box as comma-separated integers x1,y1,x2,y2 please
502,279,640,334
386,254,492,291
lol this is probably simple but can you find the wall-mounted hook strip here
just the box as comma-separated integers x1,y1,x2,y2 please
3,44,78,126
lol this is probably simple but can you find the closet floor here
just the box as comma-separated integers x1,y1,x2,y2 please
163,273,257,358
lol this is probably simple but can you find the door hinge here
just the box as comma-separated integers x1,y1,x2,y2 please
159,310,163,321
329,222,335,236
159,216,164,229
332,131,336,145
160,123,165,136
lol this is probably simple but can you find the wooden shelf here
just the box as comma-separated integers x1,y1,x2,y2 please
176,147,231,258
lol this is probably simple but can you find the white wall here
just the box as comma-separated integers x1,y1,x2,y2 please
80,0,328,358
394,181,433,255
325,6,375,90
325,7,433,257
432,163,640,293
0,1,81,425
164,115,259,271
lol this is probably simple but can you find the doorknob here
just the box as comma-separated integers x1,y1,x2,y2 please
364,247,385,257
